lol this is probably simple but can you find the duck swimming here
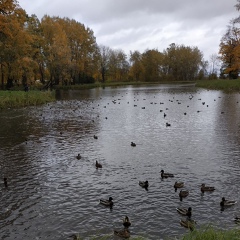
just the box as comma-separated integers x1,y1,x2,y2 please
131,142,136,147
100,197,113,207
177,207,192,218
95,160,102,168
114,228,130,238
201,183,215,192
123,216,131,227
76,154,81,160
179,190,189,201
180,219,196,231
139,181,149,188
174,181,184,191
220,197,237,207
161,170,174,179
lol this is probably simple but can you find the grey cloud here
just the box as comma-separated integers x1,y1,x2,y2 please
18,0,238,59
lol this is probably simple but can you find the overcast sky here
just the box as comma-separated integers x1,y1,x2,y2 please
18,0,238,61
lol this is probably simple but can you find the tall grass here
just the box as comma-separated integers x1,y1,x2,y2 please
0,90,55,109
196,79,240,92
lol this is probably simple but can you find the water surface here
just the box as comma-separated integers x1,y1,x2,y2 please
0,84,240,239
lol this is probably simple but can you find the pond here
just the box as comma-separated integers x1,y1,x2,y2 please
0,84,240,240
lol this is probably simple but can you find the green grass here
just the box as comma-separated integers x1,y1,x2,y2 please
70,226,240,240
196,79,240,92
0,90,55,109
182,225,240,240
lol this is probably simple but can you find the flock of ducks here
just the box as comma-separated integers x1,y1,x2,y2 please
70,92,240,238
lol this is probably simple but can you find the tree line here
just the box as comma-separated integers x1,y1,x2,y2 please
1,0,224,89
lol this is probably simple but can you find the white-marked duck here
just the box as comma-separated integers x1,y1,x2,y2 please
220,197,237,207
177,207,192,217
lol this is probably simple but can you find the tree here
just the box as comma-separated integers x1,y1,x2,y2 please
219,1,240,79
129,50,143,81
0,0,18,15
164,43,203,81
98,45,111,82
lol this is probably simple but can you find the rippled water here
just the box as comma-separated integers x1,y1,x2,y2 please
0,84,240,240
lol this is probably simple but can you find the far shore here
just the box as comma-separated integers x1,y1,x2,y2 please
1,79,240,109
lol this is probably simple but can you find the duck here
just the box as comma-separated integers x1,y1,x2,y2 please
160,170,174,179
131,142,136,147
139,181,149,188
123,216,131,227
234,216,240,223
93,135,98,139
100,197,113,207
201,183,215,192
179,190,189,201
174,181,184,191
220,197,237,207
114,228,130,238
76,154,81,160
177,207,192,217
166,122,171,127
3,177,8,188
95,160,102,169
180,219,196,231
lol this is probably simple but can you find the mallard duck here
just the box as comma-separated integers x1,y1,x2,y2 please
123,216,131,227
95,160,102,168
114,228,130,238
131,142,136,147
76,154,81,160
179,190,189,201
174,181,184,191
220,197,237,207
139,181,149,188
161,170,174,179
180,219,196,231
100,197,113,207
94,135,98,139
177,207,192,217
201,184,215,192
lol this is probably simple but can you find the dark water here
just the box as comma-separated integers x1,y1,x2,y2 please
0,84,240,240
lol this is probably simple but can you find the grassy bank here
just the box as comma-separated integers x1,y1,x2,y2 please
0,90,55,109
71,226,240,240
196,79,240,92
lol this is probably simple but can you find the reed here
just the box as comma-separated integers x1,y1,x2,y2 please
0,90,55,109
196,79,240,92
